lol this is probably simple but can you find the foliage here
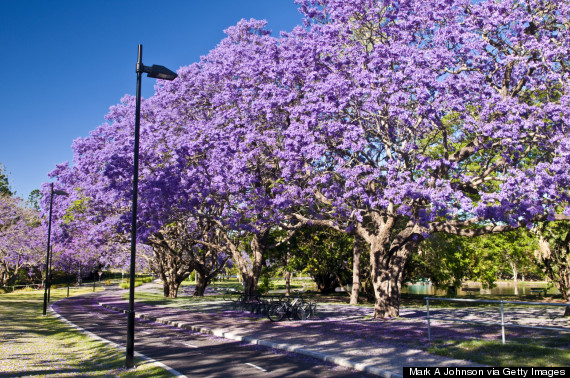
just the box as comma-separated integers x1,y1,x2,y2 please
535,221,570,315
257,267,274,294
0,163,12,197
0,195,45,288
26,189,41,211
118,276,154,290
410,229,540,289
43,0,570,318
287,226,353,294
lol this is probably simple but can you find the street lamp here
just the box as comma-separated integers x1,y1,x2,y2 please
42,182,68,316
126,44,177,369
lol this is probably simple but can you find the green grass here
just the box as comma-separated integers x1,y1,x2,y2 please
427,338,570,367
119,276,154,289
0,288,173,377
400,292,567,308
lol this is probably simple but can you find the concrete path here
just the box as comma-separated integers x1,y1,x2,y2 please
52,292,373,378
82,284,490,377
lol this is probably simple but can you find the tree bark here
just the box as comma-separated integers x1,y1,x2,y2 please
164,277,180,298
313,272,337,294
285,243,291,296
193,271,209,296
510,261,519,295
240,231,268,296
350,235,363,305
364,216,419,319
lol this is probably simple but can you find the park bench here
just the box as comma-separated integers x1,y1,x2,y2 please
530,287,547,296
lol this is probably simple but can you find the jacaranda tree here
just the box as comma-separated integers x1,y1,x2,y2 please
0,195,44,288
279,0,570,317
44,0,570,318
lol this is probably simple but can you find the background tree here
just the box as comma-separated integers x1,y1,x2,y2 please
287,226,353,294
0,195,44,288
409,229,539,294
0,163,13,197
535,221,570,316
474,230,539,294
27,189,41,211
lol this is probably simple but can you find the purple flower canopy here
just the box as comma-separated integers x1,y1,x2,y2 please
0,195,45,285
42,0,570,316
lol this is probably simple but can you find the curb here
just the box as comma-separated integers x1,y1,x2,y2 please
49,301,188,378
100,302,402,378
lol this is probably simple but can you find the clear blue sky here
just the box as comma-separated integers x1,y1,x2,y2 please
0,0,302,200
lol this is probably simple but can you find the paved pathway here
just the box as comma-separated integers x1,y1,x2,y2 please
52,291,375,377
51,284,497,377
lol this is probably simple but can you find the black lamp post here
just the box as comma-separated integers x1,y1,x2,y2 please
126,44,177,369
42,183,68,316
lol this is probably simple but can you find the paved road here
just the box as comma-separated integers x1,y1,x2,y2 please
53,293,374,377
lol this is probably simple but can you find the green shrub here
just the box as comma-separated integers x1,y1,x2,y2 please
119,277,152,289
258,273,274,294
19,286,35,292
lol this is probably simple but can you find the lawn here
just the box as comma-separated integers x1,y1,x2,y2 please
427,338,570,367
0,287,172,377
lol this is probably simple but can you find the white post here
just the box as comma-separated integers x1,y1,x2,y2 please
500,301,505,344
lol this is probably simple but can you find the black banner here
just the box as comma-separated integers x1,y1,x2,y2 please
403,367,569,378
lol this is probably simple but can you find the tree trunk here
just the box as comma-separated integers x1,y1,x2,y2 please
369,235,417,319
163,278,181,298
238,231,268,296
511,261,518,295
350,235,363,305
313,272,337,294
285,243,291,296
193,271,210,296
242,274,259,297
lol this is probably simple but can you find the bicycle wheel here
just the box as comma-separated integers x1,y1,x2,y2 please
287,303,299,320
297,303,311,320
267,303,286,322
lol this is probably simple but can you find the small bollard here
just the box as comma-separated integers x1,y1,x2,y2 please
67,284,70,297
426,297,431,342
93,281,96,292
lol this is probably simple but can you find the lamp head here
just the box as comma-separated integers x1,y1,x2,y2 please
145,65,178,81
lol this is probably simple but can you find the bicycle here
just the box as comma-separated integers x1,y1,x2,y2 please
267,296,313,322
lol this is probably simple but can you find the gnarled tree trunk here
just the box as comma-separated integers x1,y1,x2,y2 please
359,211,421,319
193,271,208,296
227,230,268,297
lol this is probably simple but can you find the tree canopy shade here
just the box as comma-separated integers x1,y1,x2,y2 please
44,0,570,317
